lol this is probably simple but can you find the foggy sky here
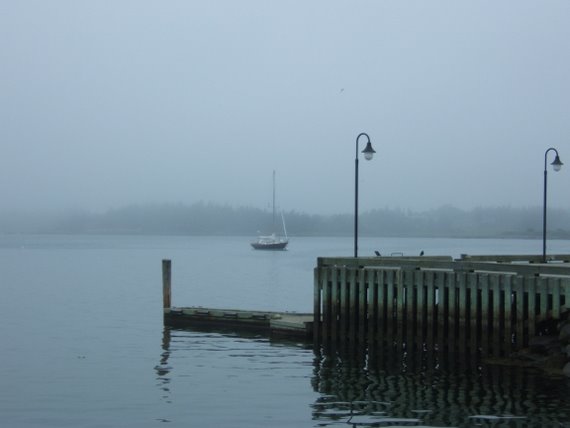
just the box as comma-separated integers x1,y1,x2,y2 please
1,1,569,215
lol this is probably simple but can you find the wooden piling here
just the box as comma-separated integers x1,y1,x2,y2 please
162,259,172,309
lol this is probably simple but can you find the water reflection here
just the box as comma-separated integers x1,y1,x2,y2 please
313,344,570,427
157,327,570,427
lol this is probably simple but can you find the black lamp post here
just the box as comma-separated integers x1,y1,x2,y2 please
354,132,376,258
542,147,563,262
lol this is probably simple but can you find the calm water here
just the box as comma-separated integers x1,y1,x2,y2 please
1,234,570,427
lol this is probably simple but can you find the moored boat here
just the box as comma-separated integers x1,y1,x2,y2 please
251,171,288,251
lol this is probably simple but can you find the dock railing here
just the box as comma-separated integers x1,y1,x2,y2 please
314,255,570,357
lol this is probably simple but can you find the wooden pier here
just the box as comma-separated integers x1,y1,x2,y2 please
165,306,313,339
162,255,570,358
314,255,570,357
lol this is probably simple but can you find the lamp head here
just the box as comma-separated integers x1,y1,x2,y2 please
362,142,376,161
552,155,563,172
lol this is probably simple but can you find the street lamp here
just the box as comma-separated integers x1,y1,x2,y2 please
354,132,376,258
542,147,563,262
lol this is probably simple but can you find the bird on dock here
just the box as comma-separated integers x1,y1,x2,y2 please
420,250,424,256
374,251,381,256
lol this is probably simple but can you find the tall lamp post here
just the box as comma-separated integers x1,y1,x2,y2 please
542,147,563,263
354,132,376,258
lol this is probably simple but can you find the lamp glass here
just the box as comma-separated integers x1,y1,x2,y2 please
362,142,375,161
552,156,563,172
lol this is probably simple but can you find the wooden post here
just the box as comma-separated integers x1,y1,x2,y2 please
162,259,172,309
365,270,373,345
480,274,490,356
339,268,348,343
503,275,513,356
416,270,426,348
313,267,321,346
491,274,501,357
349,268,357,344
447,272,457,358
358,268,367,346
331,268,339,344
322,268,331,346
468,273,478,355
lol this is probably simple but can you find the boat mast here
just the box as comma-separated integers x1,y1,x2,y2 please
272,170,276,233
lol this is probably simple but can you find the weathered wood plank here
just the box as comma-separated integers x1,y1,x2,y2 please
403,269,414,348
396,269,406,347
552,278,561,319
321,268,331,346
376,270,386,343
480,274,490,356
459,254,570,263
313,267,321,345
502,275,513,356
426,270,436,351
339,267,348,344
447,272,457,358
368,270,378,346
467,273,478,355
330,268,339,344
435,271,445,352
515,275,525,349
456,272,467,354
317,256,570,277
387,269,396,345
528,276,538,340
349,268,358,344
358,268,367,346
416,270,426,346
560,278,570,311
539,276,549,327
491,274,501,357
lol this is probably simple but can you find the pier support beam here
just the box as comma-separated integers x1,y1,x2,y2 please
162,259,172,309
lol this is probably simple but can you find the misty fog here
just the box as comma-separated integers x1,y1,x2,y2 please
2,203,570,240
1,1,569,223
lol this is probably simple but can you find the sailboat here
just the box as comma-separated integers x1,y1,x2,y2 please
251,171,289,250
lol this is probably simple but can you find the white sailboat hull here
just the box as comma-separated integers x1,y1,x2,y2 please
251,232,288,250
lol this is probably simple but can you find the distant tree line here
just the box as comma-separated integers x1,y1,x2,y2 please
1,202,570,238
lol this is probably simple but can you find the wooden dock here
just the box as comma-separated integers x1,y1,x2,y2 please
164,306,313,339
162,255,570,358
314,255,570,357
